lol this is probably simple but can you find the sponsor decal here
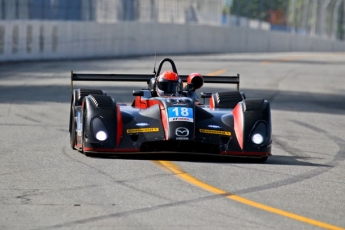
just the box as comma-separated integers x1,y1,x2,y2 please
135,122,149,127
170,117,193,122
207,124,221,129
127,128,159,133
176,137,189,140
175,127,189,136
168,107,194,123
199,129,231,136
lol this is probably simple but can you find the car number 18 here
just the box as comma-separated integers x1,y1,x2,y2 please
168,107,193,118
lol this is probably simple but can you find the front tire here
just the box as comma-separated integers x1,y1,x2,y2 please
69,108,76,150
81,106,94,157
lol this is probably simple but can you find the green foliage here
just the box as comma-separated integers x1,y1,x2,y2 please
230,0,289,23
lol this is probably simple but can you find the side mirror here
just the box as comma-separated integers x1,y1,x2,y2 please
133,90,144,96
200,92,212,105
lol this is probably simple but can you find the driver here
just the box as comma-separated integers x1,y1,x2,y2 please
156,71,183,96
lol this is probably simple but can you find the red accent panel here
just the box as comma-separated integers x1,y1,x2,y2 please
133,96,146,109
209,96,215,109
221,151,271,156
159,104,168,140
83,148,140,153
116,105,123,147
133,97,161,109
232,103,244,150
131,98,168,140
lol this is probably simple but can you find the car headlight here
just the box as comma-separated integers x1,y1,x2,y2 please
95,131,107,141
250,121,267,146
251,133,264,145
92,117,108,141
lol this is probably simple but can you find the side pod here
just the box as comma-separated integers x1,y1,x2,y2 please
82,95,119,152
69,88,106,149
233,99,271,152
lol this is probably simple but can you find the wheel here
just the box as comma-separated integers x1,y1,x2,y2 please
70,121,76,149
81,106,87,155
80,106,94,157
69,107,76,150
213,91,244,108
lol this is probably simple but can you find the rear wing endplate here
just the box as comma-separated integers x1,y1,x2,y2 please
71,71,240,93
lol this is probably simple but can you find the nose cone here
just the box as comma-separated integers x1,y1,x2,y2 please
169,124,194,141
164,98,195,141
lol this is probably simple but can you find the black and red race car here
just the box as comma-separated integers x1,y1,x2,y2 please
69,58,272,162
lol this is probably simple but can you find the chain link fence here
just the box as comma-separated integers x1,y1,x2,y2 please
0,0,344,40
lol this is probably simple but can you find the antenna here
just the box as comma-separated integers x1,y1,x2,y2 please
153,51,157,77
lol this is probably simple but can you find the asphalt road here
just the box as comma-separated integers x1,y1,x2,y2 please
0,53,344,230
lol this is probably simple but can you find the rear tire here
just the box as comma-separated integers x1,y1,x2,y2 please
213,91,244,108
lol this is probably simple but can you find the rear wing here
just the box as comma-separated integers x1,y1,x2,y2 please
71,71,240,93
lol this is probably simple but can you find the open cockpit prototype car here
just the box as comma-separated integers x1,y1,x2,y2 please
69,58,272,162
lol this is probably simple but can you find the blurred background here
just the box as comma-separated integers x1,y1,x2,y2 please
0,0,344,62
0,0,344,40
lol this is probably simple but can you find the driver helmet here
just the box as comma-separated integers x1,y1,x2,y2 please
156,71,183,96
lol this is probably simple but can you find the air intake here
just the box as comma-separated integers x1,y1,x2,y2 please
78,89,104,100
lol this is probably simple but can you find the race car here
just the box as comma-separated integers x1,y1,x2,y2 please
69,58,272,162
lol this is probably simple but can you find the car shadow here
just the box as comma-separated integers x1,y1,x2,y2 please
86,153,331,167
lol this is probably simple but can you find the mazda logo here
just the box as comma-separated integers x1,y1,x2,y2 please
175,127,189,136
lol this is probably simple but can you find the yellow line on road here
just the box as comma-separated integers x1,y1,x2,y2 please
206,69,227,76
152,160,344,230
261,56,311,64
260,53,345,64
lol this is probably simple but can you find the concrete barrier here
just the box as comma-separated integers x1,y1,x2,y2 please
0,20,344,62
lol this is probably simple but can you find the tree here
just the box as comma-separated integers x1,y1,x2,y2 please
230,0,288,25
